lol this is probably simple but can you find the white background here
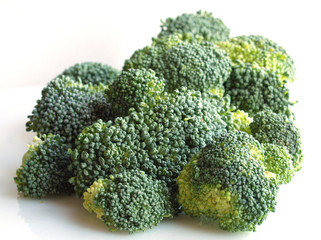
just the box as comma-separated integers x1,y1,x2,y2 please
1,0,321,239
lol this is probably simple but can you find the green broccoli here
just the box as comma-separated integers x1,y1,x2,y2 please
157,10,230,43
224,62,293,117
123,35,232,93
26,76,110,144
107,68,165,117
83,170,174,233
14,135,73,198
177,131,278,232
70,88,227,210
216,35,295,82
250,111,303,171
57,62,120,86
262,143,295,184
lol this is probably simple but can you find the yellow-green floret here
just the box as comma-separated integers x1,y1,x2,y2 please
223,109,252,134
262,143,295,184
83,170,174,233
250,111,303,171
177,131,278,232
56,62,120,86
216,35,295,82
14,135,73,198
157,10,230,43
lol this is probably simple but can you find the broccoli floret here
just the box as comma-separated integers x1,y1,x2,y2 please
107,68,165,116
70,88,227,211
26,77,110,144
250,111,303,171
262,143,295,184
216,35,295,82
123,35,232,93
14,135,73,198
83,170,174,233
57,62,120,86
157,10,230,43
223,109,252,134
177,131,278,232
224,62,293,117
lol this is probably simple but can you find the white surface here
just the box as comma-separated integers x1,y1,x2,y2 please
0,0,320,87
1,0,321,239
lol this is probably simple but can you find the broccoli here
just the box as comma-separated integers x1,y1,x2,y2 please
177,131,278,232
13,10,304,234
262,143,295,184
83,170,174,233
26,76,110,144
70,88,227,209
123,35,232,93
223,109,253,134
14,135,73,198
224,62,293,117
107,68,165,117
56,62,120,86
157,10,230,43
216,35,295,82
250,111,303,171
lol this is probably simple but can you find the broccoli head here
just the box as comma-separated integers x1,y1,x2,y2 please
56,62,120,86
70,88,227,212
83,170,174,233
14,135,73,198
177,131,278,232
262,143,295,184
157,10,230,43
250,111,303,171
123,35,232,93
26,77,110,144
224,62,293,117
216,35,295,82
107,68,165,116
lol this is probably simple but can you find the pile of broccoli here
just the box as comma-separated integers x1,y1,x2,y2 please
14,10,303,233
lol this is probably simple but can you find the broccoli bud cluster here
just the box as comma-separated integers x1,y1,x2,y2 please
124,35,232,93
14,135,73,198
177,131,278,232
83,170,174,233
26,76,111,144
14,10,303,234
224,62,293,117
56,62,120,86
70,88,227,205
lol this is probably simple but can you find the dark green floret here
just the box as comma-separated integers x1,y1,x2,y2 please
107,68,165,117
14,135,73,198
26,76,110,144
70,88,227,211
57,62,120,86
216,35,295,82
83,170,174,233
123,35,232,93
250,111,303,171
224,62,293,117
262,143,295,184
177,131,278,232
157,10,230,43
